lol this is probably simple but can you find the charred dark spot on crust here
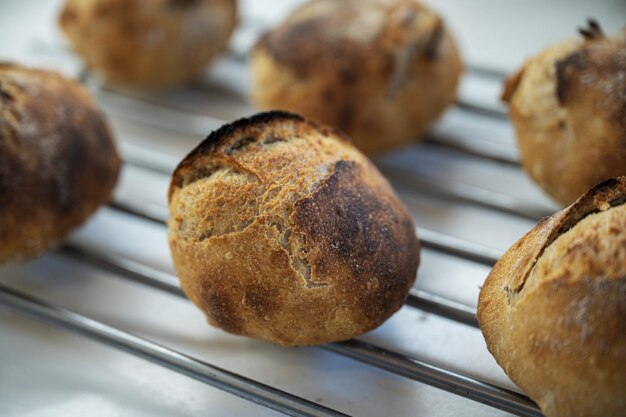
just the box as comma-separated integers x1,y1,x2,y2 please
167,0,200,9
0,88,14,103
424,19,444,60
293,160,419,319
579,18,605,41
322,89,335,103
555,32,626,126
339,68,358,85
55,120,88,211
256,18,327,75
203,288,243,334
170,111,305,199
224,136,255,155
241,281,279,318
256,16,368,79
185,111,302,157
0,156,8,203
555,49,588,106
309,120,353,144
262,135,286,145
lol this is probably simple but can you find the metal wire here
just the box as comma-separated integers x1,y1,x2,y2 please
378,166,552,221
21,33,548,417
55,243,541,417
0,283,349,417
59,243,477,328
324,341,542,417
406,289,478,328
421,136,520,166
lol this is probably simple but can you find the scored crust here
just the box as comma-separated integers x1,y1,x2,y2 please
0,62,120,262
168,111,420,346
478,177,626,417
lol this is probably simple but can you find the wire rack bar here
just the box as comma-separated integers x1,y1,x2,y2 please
407,289,478,328
323,341,542,417
416,228,502,266
31,35,520,183
59,243,476,328
379,166,552,221
22,33,546,417
421,136,520,166
0,283,349,417
55,243,541,417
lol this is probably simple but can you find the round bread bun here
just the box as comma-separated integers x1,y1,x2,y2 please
502,21,626,206
250,0,462,156
478,177,626,417
0,63,121,263
167,111,420,346
59,0,238,88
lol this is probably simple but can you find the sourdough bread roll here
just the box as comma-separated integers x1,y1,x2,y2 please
167,111,420,346
478,177,626,417
250,0,462,156
59,0,238,88
0,63,121,263
502,21,626,206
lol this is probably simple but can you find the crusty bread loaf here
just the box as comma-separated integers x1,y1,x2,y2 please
502,21,626,206
167,111,420,346
478,177,626,417
59,0,237,88
0,63,121,263
250,0,462,156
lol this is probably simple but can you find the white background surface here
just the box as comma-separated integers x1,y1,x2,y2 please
0,1,624,416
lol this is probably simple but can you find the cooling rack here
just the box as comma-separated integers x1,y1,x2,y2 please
4,1,613,416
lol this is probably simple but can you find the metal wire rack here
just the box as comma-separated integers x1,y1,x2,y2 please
0,7,566,417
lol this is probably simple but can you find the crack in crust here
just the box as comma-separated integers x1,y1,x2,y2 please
167,111,420,345
502,177,626,299
168,111,355,288
169,111,305,199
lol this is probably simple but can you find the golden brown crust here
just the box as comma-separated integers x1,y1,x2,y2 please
250,0,462,156
504,22,626,206
59,0,237,88
478,177,626,417
167,111,419,346
0,63,121,263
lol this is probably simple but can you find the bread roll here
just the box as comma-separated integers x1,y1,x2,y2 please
250,0,462,156
502,21,626,206
478,177,626,417
0,63,121,263
59,0,238,88
167,111,420,346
